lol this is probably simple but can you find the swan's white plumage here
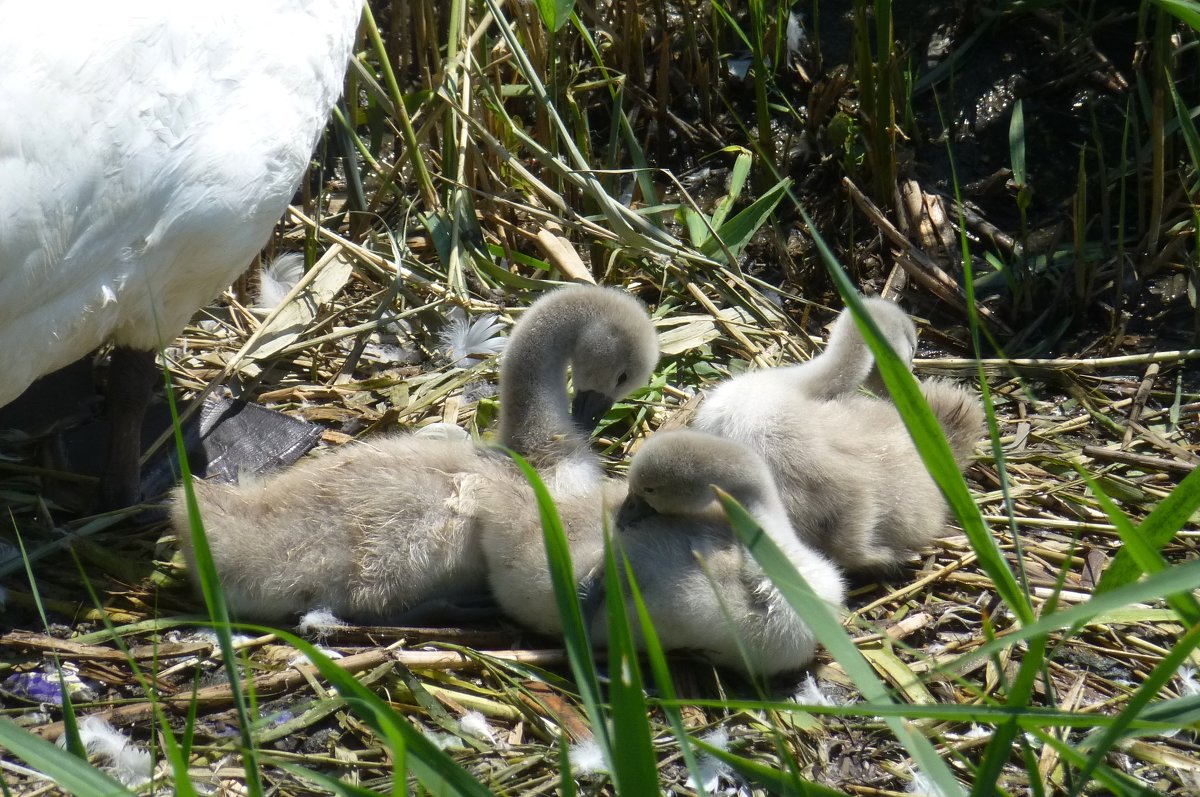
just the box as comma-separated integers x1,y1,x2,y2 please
0,0,361,406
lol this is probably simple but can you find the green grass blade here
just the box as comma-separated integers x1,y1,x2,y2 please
1026,725,1162,797
1095,464,1200,596
1139,693,1200,726
1152,0,1200,31
0,717,131,796
13,530,87,763
619,542,711,796
533,0,574,32
708,148,753,232
1084,469,1200,624
54,662,85,761
955,557,1200,670
69,551,196,796
503,449,615,772
1009,98,1027,188
153,705,199,797
700,176,792,262
717,490,966,797
970,636,1048,797
1167,75,1200,171
163,369,264,797
600,535,663,793
557,735,578,797
656,696,1194,732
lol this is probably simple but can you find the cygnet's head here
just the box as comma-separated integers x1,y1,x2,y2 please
623,430,772,518
831,296,918,364
567,289,660,429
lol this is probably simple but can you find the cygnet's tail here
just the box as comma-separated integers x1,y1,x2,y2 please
921,379,985,467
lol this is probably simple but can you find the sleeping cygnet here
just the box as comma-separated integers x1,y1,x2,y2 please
172,284,659,624
694,298,983,572
591,430,846,678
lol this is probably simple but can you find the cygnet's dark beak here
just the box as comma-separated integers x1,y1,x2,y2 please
571,390,614,432
615,493,654,526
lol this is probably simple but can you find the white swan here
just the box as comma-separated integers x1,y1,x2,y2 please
173,285,659,623
592,430,845,677
0,0,361,506
693,299,983,571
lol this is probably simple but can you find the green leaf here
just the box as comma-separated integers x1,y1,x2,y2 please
960,557,1200,670
1070,623,1200,795
801,206,1036,628
503,450,615,774
1152,0,1200,31
1095,464,1200,596
533,0,575,32
659,696,1197,731
1167,75,1200,185
708,148,754,232
601,536,662,794
681,205,712,249
557,735,578,797
164,370,264,796
0,717,131,797
1009,99,1027,188
700,177,792,262
617,542,711,796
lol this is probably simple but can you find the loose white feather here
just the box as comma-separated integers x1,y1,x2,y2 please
685,727,733,792
296,608,348,636
907,765,956,797
256,252,305,310
459,711,496,744
439,308,507,368
59,716,153,787
792,674,837,707
567,737,609,775
1179,665,1199,697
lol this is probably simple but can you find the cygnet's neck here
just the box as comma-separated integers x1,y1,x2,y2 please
499,303,589,466
789,320,877,401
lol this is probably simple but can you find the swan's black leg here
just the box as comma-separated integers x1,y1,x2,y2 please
98,347,157,509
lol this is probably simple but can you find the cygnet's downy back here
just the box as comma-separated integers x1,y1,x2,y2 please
593,430,845,678
175,284,658,625
480,287,660,634
696,296,917,446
